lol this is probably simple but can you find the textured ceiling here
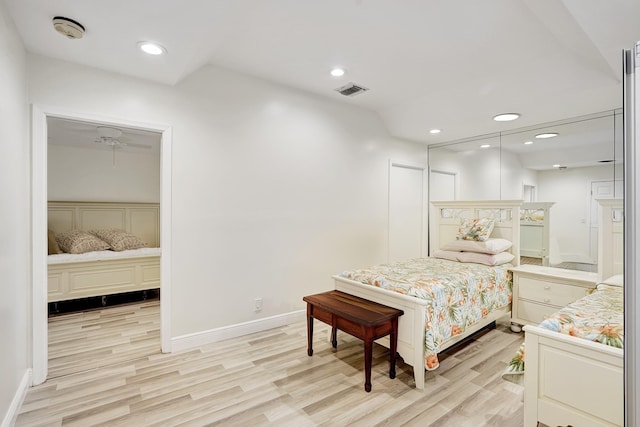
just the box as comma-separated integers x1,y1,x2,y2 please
4,0,639,144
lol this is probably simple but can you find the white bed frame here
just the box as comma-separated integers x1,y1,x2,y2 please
47,201,160,303
520,202,554,266
523,198,624,426
334,200,522,390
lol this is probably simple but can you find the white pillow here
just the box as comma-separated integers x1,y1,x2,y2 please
601,274,624,287
433,250,515,266
440,238,513,255
432,249,460,262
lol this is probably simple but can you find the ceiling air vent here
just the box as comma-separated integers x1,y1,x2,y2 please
335,82,369,97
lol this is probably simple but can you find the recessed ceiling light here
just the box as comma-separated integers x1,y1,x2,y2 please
493,113,521,122
429,129,441,134
330,68,346,77
524,141,533,145
138,42,166,55
480,144,491,148
535,132,559,139
553,164,561,168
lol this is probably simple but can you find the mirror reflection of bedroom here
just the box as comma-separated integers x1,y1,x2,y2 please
428,110,625,424
46,117,162,378
428,109,623,272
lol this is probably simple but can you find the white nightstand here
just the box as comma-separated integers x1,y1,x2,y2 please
509,264,598,332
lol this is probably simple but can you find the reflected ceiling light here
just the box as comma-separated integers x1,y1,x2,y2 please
429,129,441,134
553,164,561,168
535,132,559,139
330,68,346,77
524,141,533,145
480,144,491,148
138,41,166,55
493,113,520,122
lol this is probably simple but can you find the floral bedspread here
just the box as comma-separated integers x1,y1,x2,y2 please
503,284,623,385
339,257,512,371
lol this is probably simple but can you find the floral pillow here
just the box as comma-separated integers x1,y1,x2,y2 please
48,229,63,255
457,218,495,242
89,229,148,252
56,230,110,254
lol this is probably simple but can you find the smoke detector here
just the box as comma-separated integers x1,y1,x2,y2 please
52,16,85,39
335,82,369,97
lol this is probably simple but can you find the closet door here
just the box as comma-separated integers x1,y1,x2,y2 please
388,162,425,263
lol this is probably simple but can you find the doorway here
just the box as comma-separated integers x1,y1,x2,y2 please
589,180,623,264
31,105,173,385
46,118,162,378
388,162,427,262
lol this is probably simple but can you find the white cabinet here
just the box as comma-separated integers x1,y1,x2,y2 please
510,265,597,328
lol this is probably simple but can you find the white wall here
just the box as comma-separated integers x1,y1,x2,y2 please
501,149,538,200
428,141,536,200
538,164,622,263
0,2,29,424
28,55,427,337
48,144,160,202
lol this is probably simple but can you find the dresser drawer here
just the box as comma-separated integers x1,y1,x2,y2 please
518,277,590,307
516,300,558,325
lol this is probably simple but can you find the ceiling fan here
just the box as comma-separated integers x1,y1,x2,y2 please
93,126,152,149
93,126,153,166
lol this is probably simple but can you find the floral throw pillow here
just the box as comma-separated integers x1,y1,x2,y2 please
89,229,148,252
457,218,495,242
55,230,110,254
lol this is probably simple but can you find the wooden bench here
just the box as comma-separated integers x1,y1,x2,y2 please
303,290,404,392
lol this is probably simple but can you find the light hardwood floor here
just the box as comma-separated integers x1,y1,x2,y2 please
17,301,525,426
47,300,161,379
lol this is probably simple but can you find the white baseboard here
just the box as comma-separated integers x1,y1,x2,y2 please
1,369,31,427
171,309,305,352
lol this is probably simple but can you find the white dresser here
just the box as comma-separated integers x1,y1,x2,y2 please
510,264,598,329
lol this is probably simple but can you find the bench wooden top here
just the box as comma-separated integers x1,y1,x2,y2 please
303,290,403,327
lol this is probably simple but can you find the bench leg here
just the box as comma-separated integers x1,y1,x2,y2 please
389,318,398,379
306,304,313,356
364,339,373,392
331,327,338,348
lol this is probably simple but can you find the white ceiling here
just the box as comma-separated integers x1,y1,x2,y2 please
4,0,639,144
47,118,161,153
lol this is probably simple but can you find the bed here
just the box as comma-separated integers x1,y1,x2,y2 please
520,202,554,266
517,198,624,426
47,201,161,303
334,200,521,390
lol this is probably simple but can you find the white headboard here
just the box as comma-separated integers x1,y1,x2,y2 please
48,201,160,248
598,198,623,281
430,200,521,265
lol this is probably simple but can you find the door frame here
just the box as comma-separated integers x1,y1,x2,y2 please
31,104,173,385
388,161,428,261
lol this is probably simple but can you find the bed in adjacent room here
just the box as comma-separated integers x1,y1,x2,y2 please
47,201,161,303
334,200,521,390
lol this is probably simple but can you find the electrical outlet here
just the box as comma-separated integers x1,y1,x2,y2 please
254,297,263,312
